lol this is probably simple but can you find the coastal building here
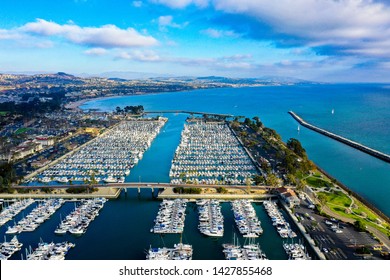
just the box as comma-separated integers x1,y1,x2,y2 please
11,141,43,160
31,158,50,168
35,136,55,146
277,187,300,208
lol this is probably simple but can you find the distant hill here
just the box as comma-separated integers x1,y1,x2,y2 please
0,71,318,88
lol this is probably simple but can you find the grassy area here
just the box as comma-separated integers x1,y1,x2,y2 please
322,191,352,208
14,127,31,135
318,190,390,236
0,111,8,116
306,175,332,189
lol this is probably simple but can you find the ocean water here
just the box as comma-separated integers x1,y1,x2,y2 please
81,84,390,217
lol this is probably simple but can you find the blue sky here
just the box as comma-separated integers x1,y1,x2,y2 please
1,0,390,82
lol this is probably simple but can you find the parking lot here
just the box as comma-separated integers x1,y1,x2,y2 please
14,133,93,177
294,198,383,259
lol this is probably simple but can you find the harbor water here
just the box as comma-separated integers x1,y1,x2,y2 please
81,84,390,217
2,192,300,260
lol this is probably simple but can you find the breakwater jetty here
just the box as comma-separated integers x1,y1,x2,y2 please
289,111,390,164
144,110,233,118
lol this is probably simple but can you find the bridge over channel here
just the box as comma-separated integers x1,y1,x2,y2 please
15,183,277,195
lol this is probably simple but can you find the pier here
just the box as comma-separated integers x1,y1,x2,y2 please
289,111,390,164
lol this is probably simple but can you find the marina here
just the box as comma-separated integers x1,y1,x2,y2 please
170,120,259,185
222,242,267,260
231,200,263,238
5,199,64,234
0,199,35,226
0,193,300,260
197,199,224,237
283,242,311,260
151,199,187,234
80,85,390,220
263,200,297,239
31,118,166,184
25,240,75,260
54,198,107,235
146,243,193,260
0,236,23,260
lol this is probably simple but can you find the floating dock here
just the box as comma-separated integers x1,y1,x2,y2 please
289,111,390,164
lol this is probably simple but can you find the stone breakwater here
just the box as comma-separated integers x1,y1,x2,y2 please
289,111,390,164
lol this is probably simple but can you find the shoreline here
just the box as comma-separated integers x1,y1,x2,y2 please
64,85,266,111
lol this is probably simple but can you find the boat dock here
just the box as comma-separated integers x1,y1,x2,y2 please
151,199,187,234
146,243,193,260
53,198,107,236
170,120,259,185
222,242,267,260
26,118,166,185
25,240,75,260
263,200,297,239
289,111,390,164
283,242,311,260
0,236,23,260
0,199,35,226
231,200,263,238
197,199,224,237
5,199,64,234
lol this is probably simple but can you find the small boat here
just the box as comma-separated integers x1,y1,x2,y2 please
54,227,67,235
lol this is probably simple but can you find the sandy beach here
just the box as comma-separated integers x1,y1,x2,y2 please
64,97,107,110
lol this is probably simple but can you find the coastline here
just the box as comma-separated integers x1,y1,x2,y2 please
64,85,266,111
65,96,115,110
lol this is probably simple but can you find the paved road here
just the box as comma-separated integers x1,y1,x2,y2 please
321,205,390,251
295,199,383,259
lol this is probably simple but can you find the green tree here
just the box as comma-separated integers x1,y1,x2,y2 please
296,179,306,192
286,173,296,185
354,220,367,232
216,187,228,194
317,193,328,213
244,118,252,126
287,138,307,158
266,174,281,188
253,175,265,185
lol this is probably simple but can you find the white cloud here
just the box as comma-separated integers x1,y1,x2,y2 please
152,0,208,9
201,28,240,38
157,15,188,31
84,48,108,56
211,0,390,58
0,29,23,40
153,0,390,58
116,49,253,70
117,50,161,62
18,19,158,48
132,1,143,7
